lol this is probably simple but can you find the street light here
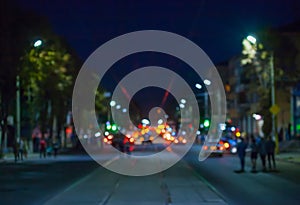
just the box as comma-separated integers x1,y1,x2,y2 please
110,100,116,107
203,79,211,86
243,35,278,152
195,82,209,118
33,39,43,48
246,35,257,44
195,83,202,89
180,98,186,104
16,39,43,142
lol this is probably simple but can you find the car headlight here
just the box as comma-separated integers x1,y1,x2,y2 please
231,147,237,154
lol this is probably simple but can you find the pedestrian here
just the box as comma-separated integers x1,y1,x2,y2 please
39,137,47,158
23,140,28,159
13,139,19,163
18,138,25,161
53,141,59,158
123,136,131,155
235,136,248,173
250,135,258,173
266,136,276,170
32,126,42,153
257,136,267,172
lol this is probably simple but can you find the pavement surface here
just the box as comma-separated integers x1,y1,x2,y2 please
1,147,228,205
276,152,300,164
1,143,300,205
43,159,227,205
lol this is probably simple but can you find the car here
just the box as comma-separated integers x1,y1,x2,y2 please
202,141,225,157
103,132,135,153
220,137,238,154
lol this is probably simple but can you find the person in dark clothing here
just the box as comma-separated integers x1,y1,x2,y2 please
250,135,258,173
39,138,47,158
13,139,19,163
18,138,25,161
257,136,267,172
266,136,276,170
235,137,248,173
53,141,59,158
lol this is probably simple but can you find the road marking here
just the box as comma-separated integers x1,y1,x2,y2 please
103,155,120,167
98,178,120,205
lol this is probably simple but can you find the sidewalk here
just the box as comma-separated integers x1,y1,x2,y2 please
0,152,39,163
276,139,300,165
276,151,300,165
0,148,74,163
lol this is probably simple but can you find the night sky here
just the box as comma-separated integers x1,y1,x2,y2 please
16,0,299,63
14,0,300,118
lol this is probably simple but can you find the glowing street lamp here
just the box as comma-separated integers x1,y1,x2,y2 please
246,35,257,44
195,82,209,117
180,98,186,104
252,113,262,121
195,83,202,89
17,39,43,142
110,100,116,107
243,34,278,152
33,39,43,48
203,79,211,86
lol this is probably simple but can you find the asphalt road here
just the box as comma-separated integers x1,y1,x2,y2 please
185,145,300,205
0,154,99,205
1,144,299,205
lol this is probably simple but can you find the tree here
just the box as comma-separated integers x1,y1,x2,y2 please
20,34,82,141
0,0,81,154
241,35,283,137
0,0,34,153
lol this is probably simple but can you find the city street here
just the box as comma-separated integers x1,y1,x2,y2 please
186,145,300,205
1,1,300,205
1,145,299,205
0,153,99,205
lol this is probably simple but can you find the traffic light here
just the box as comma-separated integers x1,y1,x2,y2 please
105,121,118,133
111,124,117,131
203,119,210,128
106,124,112,130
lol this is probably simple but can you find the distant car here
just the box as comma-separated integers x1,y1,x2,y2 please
104,132,135,153
141,133,153,145
202,141,224,157
173,136,187,144
142,139,153,145
220,137,237,154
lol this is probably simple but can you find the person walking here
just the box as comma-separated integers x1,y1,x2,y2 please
39,137,47,158
235,136,248,173
53,141,59,158
18,138,25,161
266,136,276,171
257,136,267,172
13,139,19,163
250,135,258,173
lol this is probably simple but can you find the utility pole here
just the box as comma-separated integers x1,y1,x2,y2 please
270,52,279,153
16,75,21,142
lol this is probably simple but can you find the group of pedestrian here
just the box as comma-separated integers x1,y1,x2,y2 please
13,138,28,162
12,136,60,162
236,134,276,173
39,138,60,158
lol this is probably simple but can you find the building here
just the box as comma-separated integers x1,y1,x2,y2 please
217,21,300,140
